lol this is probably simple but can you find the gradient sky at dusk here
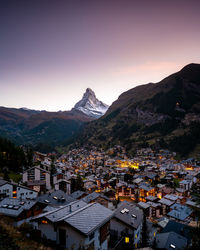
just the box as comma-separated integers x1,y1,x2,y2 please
1,0,200,111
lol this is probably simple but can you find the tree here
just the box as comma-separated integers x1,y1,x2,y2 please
0,137,26,173
71,175,84,192
25,146,33,168
3,169,10,182
173,178,180,188
186,226,200,249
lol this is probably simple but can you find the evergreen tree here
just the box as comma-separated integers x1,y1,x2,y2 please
0,137,27,173
4,169,10,182
71,175,84,192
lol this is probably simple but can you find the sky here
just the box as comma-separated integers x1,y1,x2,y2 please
0,0,200,111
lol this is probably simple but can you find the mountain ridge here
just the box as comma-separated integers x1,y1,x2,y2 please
70,63,200,157
0,88,107,149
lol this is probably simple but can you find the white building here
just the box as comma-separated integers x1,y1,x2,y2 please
31,200,113,249
0,180,38,200
23,166,51,191
53,172,71,194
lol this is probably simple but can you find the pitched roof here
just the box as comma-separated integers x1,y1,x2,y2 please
139,184,154,191
162,220,191,243
156,232,187,250
138,201,150,209
0,198,37,217
32,200,87,222
158,198,174,206
82,192,100,203
0,179,8,186
32,200,113,235
164,194,179,201
0,181,38,193
167,203,192,221
114,201,143,230
36,190,75,207
61,203,113,235
71,190,86,199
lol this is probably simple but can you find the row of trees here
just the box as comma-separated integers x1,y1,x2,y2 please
0,137,33,174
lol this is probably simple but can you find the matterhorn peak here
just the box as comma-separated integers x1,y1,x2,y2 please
83,88,96,99
86,87,94,93
73,88,109,118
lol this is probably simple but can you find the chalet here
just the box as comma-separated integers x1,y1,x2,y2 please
167,203,192,223
137,202,151,217
156,232,187,250
81,191,114,209
144,173,159,183
110,201,143,248
161,220,192,244
71,190,88,200
54,178,71,194
23,166,51,191
32,201,113,249
0,197,46,226
116,182,135,198
157,185,174,199
158,198,174,215
146,201,162,218
36,190,75,207
138,183,155,202
179,180,192,191
0,180,38,200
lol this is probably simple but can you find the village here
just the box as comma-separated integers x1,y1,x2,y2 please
0,145,200,249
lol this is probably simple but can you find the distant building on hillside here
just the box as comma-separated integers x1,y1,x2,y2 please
0,197,46,226
0,179,38,200
22,166,51,192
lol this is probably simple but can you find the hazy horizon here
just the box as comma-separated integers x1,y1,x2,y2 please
1,0,200,111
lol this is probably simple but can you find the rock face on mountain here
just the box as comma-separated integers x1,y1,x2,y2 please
73,88,109,118
74,64,200,157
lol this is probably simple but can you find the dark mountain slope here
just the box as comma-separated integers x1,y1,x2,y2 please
0,88,108,150
0,106,93,148
72,64,200,157
0,87,109,149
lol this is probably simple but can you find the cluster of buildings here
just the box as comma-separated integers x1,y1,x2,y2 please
0,146,200,249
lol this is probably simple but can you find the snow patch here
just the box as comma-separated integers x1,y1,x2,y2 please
73,88,109,118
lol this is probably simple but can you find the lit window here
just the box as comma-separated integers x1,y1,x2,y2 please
125,237,129,243
42,220,48,224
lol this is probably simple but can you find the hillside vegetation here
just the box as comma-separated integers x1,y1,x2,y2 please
69,64,200,158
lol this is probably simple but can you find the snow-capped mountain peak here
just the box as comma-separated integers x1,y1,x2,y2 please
73,88,109,118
